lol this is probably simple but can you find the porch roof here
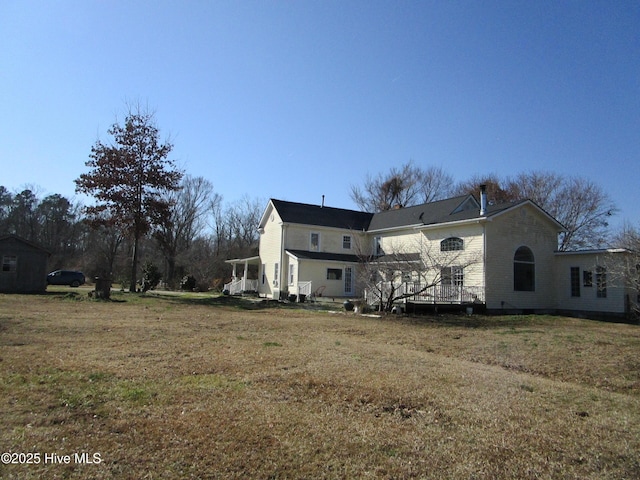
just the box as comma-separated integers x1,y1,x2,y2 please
286,249,360,263
225,256,261,266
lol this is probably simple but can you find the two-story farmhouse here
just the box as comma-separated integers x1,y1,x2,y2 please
226,188,638,318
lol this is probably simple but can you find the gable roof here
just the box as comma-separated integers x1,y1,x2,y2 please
266,199,373,230
368,195,480,231
259,195,565,234
0,234,50,254
367,195,565,232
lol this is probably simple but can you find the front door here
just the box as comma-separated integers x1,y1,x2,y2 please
344,266,354,296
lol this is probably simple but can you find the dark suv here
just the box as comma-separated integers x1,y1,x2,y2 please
47,270,86,287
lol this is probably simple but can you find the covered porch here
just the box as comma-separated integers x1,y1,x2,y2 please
224,256,260,295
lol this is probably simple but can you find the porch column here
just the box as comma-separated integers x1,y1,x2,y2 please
231,263,238,280
242,259,249,290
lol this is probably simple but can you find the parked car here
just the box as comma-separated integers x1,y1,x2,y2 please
47,270,86,287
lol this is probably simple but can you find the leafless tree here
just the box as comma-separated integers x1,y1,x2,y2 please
611,222,640,319
154,175,218,287
457,171,617,251
224,195,263,258
355,235,482,312
505,172,617,251
454,173,515,205
351,162,454,212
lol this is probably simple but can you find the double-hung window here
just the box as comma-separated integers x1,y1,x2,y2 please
570,267,580,297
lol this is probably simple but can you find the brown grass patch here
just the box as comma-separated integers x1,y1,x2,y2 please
1,291,639,478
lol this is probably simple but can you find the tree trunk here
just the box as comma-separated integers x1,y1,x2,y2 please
130,234,139,292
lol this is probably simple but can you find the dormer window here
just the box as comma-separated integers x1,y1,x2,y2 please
440,237,464,252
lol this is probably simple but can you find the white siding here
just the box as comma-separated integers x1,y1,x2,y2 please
554,252,633,314
258,205,284,298
484,204,560,311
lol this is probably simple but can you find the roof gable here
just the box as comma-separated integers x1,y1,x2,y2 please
367,195,565,233
0,234,50,254
265,199,373,230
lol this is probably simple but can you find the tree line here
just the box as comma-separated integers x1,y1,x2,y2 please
0,183,263,291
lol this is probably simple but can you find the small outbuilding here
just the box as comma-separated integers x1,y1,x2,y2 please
0,234,50,293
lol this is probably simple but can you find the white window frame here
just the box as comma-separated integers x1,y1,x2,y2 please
289,264,295,286
342,235,352,250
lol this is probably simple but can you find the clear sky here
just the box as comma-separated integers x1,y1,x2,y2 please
1,1,638,229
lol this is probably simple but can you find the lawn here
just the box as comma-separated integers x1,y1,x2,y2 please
1,291,639,479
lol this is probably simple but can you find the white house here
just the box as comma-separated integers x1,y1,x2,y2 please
226,189,638,318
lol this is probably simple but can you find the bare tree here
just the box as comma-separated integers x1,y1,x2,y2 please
505,172,617,251
457,171,617,251
356,235,482,312
454,173,515,205
351,162,453,212
154,175,217,287
612,222,640,319
224,195,263,258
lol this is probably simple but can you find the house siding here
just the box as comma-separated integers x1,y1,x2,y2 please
0,236,49,293
484,204,560,311
371,224,485,299
258,205,284,298
282,225,365,298
554,252,634,315
419,223,485,290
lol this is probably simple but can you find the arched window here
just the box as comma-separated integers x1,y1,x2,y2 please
514,246,535,291
441,237,464,252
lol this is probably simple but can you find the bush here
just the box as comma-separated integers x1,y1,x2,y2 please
181,275,196,291
141,262,162,293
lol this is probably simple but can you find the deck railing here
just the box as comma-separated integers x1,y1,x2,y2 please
298,281,313,296
365,282,484,305
223,278,258,295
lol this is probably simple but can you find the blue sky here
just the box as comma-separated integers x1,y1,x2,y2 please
1,1,638,229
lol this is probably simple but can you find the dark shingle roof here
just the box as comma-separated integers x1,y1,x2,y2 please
270,196,561,234
271,199,373,230
286,249,360,263
368,195,479,231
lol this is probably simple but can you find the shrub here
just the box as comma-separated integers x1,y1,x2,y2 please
141,262,161,293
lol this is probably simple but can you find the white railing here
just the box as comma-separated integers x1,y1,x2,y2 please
223,278,258,295
365,282,484,305
298,281,312,296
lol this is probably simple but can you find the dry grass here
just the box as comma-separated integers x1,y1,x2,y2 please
1,290,639,479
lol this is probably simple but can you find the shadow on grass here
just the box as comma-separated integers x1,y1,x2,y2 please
142,292,288,310
392,312,567,330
